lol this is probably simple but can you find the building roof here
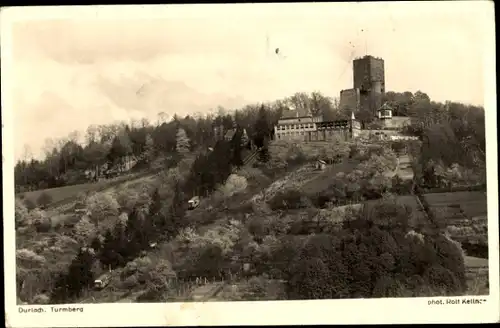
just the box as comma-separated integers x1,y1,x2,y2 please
280,105,312,120
224,129,236,140
378,102,393,111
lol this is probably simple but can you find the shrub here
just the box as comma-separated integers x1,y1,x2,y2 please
246,276,268,299
136,288,164,302
15,199,29,228
27,208,52,233
246,217,270,241
74,215,97,245
122,274,140,289
85,192,120,225
24,198,37,211
268,189,309,211
115,186,152,213
391,141,406,155
145,259,176,292
219,174,248,197
285,198,467,299
238,167,271,186
16,249,46,268
36,192,53,208
54,235,79,250
31,294,50,305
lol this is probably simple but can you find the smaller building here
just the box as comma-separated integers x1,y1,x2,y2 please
339,88,361,112
224,129,236,141
390,135,420,141
94,273,111,290
188,196,200,209
315,159,327,171
377,103,393,120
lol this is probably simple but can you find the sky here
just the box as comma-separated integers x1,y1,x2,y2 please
1,2,494,161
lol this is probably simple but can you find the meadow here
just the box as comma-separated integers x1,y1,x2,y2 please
18,171,154,209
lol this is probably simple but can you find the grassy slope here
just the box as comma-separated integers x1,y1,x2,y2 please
21,141,487,302
18,170,157,210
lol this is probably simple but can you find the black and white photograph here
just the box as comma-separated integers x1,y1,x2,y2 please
2,2,498,327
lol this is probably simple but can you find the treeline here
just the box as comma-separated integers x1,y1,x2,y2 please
15,92,331,193
48,133,250,303
16,90,486,194
50,185,186,302
283,199,468,299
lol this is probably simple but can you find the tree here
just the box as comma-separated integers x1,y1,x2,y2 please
74,215,98,245
285,198,467,300
85,124,100,145
84,141,109,179
85,192,120,228
258,147,270,163
176,127,191,155
15,199,29,228
51,248,95,303
254,105,271,148
36,192,53,208
309,91,334,117
143,133,155,164
230,127,244,167
125,208,148,259
107,131,133,169
28,208,51,232
90,235,102,252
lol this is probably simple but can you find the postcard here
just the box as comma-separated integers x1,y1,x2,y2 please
2,2,498,327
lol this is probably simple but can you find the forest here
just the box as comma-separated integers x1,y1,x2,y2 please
15,90,487,304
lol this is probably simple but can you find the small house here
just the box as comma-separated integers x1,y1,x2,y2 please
94,273,111,290
377,103,393,120
188,196,200,209
315,159,327,171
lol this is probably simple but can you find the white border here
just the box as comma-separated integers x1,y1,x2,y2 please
2,2,498,327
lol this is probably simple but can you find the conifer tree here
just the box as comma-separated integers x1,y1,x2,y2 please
176,127,191,155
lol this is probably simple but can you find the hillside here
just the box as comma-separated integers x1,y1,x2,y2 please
14,90,488,304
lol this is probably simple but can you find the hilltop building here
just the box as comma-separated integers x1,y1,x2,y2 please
340,55,385,116
274,106,361,142
273,54,418,143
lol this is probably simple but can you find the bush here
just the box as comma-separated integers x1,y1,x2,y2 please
268,189,309,211
246,276,268,299
122,274,140,289
74,216,97,245
31,294,50,304
219,174,248,197
145,259,176,292
16,249,46,268
391,141,406,155
15,199,29,228
85,192,120,224
115,187,152,213
136,288,164,302
27,208,52,233
246,217,270,241
284,198,468,299
24,198,37,211
37,192,53,208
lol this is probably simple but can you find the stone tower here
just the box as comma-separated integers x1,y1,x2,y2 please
352,55,385,116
